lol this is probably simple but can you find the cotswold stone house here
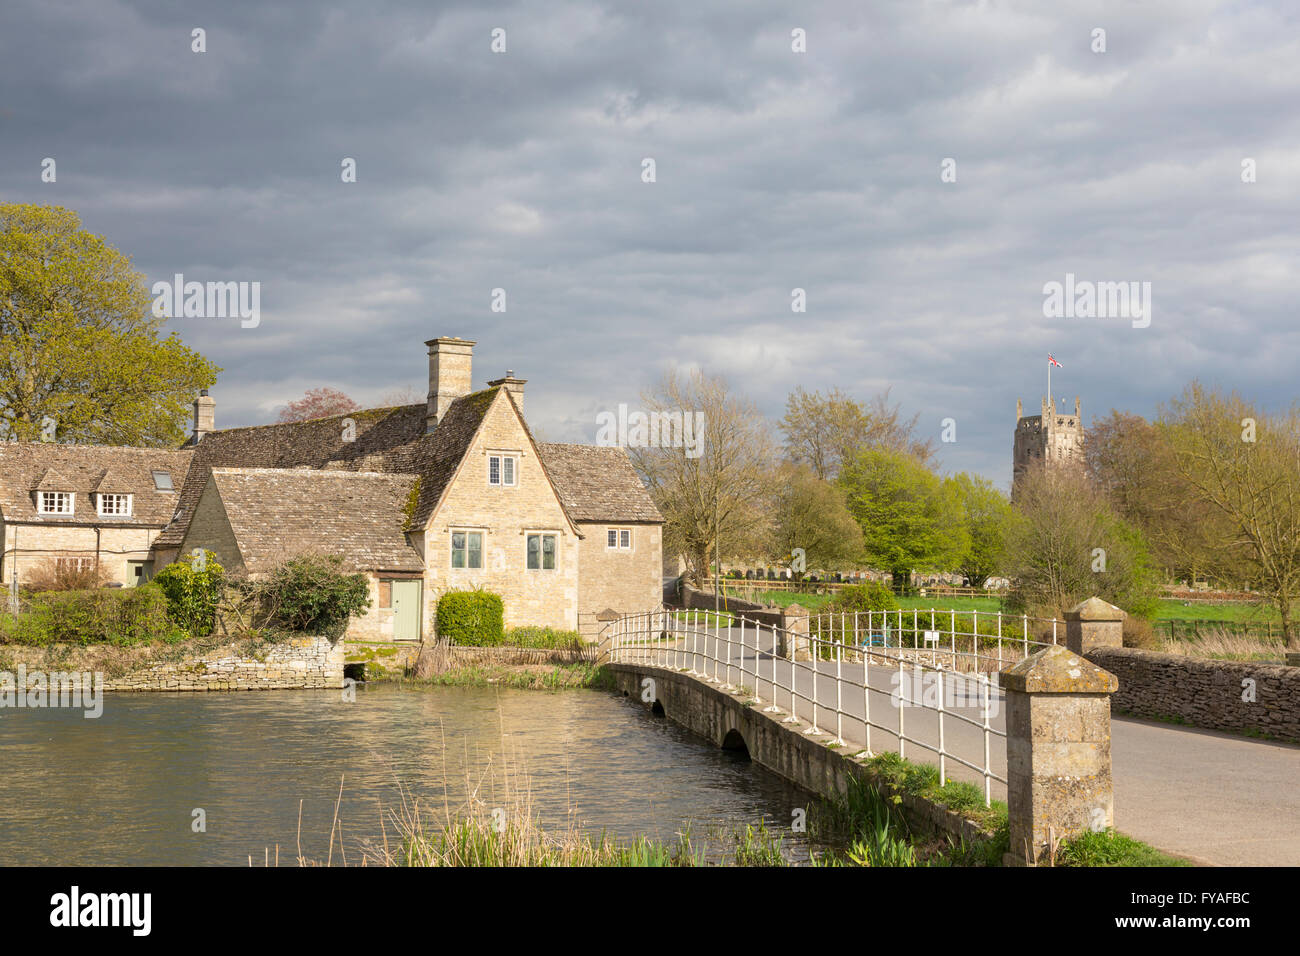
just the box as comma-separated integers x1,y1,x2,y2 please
1,335,661,640
0,444,192,589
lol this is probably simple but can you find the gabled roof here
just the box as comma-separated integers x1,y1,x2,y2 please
91,466,133,492
155,404,427,549
32,467,76,491
537,443,663,523
0,443,193,525
403,386,505,530
202,468,423,574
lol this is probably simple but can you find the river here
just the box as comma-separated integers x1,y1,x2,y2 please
0,683,818,865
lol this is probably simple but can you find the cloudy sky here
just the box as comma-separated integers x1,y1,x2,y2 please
2,0,1297,488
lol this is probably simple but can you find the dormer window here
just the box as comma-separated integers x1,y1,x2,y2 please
97,493,133,517
38,491,74,515
488,454,517,487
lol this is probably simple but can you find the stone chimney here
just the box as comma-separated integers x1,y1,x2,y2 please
487,369,526,414
191,389,215,445
425,337,476,433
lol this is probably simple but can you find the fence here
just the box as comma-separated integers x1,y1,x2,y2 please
705,578,1007,599
604,607,1063,806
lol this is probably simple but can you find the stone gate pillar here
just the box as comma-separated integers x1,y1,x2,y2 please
1065,596,1125,654
1002,644,1119,866
779,603,811,661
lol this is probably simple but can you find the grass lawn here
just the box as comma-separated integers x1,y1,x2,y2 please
716,587,1281,629
1154,598,1278,623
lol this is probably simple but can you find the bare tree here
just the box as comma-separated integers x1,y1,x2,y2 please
629,369,776,588
1005,464,1159,618
780,385,933,479
1162,383,1300,650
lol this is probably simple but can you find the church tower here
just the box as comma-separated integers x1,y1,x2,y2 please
1012,396,1084,500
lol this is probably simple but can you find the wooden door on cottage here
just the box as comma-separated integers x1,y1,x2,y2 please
391,580,423,641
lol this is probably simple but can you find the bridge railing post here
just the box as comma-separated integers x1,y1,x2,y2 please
1002,645,1119,866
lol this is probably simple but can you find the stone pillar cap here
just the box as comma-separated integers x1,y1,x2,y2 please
783,602,808,615
1064,596,1126,622
596,608,620,621
1000,644,1118,694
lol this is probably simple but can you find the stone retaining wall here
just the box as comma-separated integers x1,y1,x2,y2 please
1085,646,1300,743
4,636,345,692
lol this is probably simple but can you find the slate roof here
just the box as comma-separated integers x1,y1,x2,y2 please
155,389,663,550
537,443,663,523
0,443,193,525
205,468,423,574
155,404,428,549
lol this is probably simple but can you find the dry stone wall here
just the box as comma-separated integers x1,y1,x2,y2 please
1085,646,1300,743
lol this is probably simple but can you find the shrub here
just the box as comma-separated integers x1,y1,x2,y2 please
437,590,505,646
153,550,225,637
22,558,111,592
0,585,175,646
503,626,583,649
260,554,371,641
1123,616,1159,650
826,581,899,616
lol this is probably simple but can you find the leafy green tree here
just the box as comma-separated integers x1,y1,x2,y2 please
0,203,219,445
780,386,934,480
947,472,1013,587
1161,383,1300,648
837,448,968,590
768,463,863,574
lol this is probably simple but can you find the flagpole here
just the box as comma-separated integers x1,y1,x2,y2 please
1047,359,1051,410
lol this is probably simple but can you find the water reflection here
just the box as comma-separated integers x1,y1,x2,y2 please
0,684,815,865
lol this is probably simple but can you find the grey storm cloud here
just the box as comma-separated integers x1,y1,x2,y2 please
1,0,1298,487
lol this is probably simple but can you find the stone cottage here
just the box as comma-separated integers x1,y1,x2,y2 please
0,443,193,589
153,335,663,640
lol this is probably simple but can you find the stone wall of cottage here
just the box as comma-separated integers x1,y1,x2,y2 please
423,396,579,631
1,522,161,587
574,521,662,619
1086,646,1300,743
4,636,345,691
175,481,245,574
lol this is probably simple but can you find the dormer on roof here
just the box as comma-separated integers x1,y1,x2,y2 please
92,467,132,492
32,466,75,492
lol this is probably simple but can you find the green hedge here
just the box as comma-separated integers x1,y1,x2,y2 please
261,554,370,641
437,590,505,646
0,585,178,647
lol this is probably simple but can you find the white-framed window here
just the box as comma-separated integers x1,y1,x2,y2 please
606,528,632,551
38,491,74,515
487,454,517,487
97,493,133,516
55,556,94,574
451,530,484,569
526,533,557,571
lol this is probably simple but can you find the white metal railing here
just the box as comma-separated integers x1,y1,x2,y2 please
806,608,1062,674
603,608,1064,807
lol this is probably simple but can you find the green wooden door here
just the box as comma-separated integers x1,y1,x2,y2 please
391,580,422,641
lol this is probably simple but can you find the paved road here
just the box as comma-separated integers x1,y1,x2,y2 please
618,626,1300,866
